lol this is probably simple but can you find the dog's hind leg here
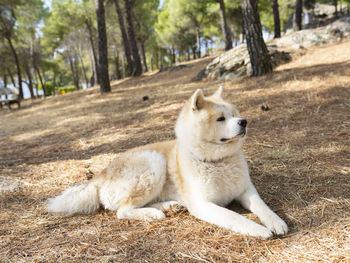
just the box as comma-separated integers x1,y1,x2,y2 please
112,151,167,221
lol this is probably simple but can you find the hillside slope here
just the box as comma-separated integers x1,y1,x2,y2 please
0,39,349,262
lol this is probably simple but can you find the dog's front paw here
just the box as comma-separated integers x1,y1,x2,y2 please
250,225,273,239
241,222,273,239
263,214,288,235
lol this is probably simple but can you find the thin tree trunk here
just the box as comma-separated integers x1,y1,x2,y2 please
114,47,122,79
293,0,303,31
196,29,201,58
242,0,272,76
23,53,35,98
218,0,232,50
68,56,79,91
6,36,23,99
272,0,281,38
334,0,338,17
35,66,47,97
140,41,148,72
121,53,126,78
96,0,111,94
3,74,7,89
74,54,81,89
7,69,16,88
114,0,133,76
191,47,196,60
52,72,56,96
78,49,89,89
124,0,142,76
85,20,99,84
150,53,153,71
89,48,96,86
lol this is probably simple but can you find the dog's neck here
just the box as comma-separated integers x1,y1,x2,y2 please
177,140,241,164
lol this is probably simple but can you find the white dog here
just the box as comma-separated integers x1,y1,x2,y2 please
48,87,288,238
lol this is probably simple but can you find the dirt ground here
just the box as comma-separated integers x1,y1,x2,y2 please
1,39,350,263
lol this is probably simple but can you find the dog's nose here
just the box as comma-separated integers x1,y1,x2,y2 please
238,119,247,128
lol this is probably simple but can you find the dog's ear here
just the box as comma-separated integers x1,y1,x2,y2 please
212,86,223,98
191,89,205,111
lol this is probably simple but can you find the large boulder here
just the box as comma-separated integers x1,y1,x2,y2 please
195,44,291,81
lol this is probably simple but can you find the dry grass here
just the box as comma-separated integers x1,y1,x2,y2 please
1,40,350,263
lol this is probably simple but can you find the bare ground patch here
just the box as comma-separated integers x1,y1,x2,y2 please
0,42,350,262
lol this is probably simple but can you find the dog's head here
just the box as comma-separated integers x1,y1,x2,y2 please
175,86,247,161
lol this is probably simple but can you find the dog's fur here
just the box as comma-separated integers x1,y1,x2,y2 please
48,87,288,238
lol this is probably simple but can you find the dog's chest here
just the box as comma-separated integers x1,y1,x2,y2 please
193,160,249,206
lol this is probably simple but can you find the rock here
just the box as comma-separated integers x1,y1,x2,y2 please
196,44,291,81
142,95,149,101
274,15,350,48
159,64,189,72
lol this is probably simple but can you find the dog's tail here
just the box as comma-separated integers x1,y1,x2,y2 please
47,182,100,215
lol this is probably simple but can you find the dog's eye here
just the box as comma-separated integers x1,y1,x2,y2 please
217,116,225,122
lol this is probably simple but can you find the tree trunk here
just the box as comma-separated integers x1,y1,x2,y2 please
218,0,233,50
242,0,272,76
114,0,134,76
6,36,23,99
140,40,148,72
78,52,88,89
3,74,7,89
52,72,56,96
74,54,81,89
293,0,303,31
191,47,197,60
121,53,126,78
196,29,201,58
334,0,338,17
272,0,281,38
85,20,99,84
89,48,96,86
124,0,142,76
150,53,153,71
114,47,122,79
35,66,47,97
96,0,111,94
68,56,79,91
23,53,35,98
7,69,16,88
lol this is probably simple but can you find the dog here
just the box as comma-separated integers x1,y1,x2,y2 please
48,87,288,238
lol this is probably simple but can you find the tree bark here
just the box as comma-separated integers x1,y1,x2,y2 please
52,72,56,96
121,53,126,78
74,54,81,89
35,66,47,97
7,69,16,88
217,0,232,50
85,20,99,84
293,0,303,31
78,47,89,89
196,28,201,58
272,0,281,38
96,0,111,94
334,0,338,17
68,55,79,91
242,0,272,76
124,0,142,76
6,36,23,99
114,47,122,79
140,40,148,72
114,0,134,76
